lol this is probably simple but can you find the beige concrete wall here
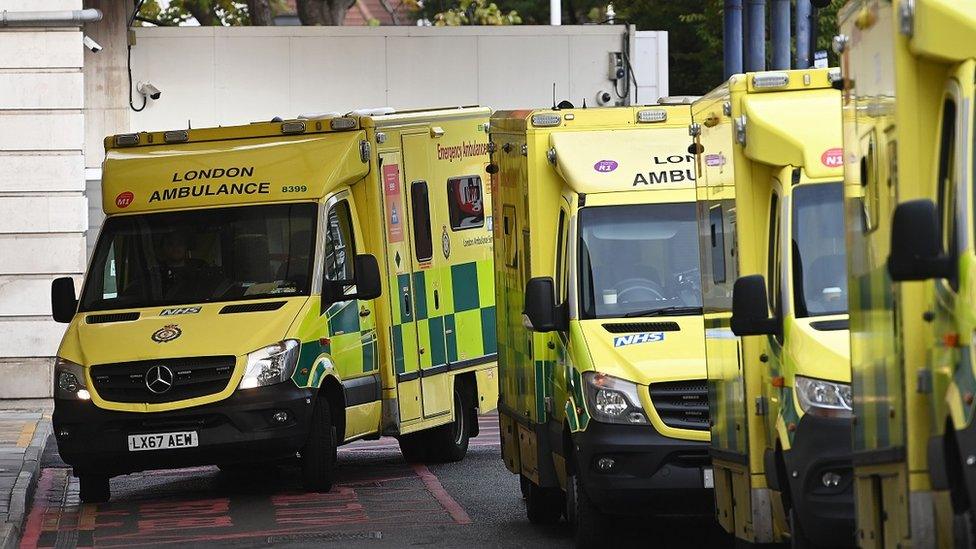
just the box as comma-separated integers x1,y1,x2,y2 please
0,0,92,397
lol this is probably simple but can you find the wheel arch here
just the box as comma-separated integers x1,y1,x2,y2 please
317,373,346,444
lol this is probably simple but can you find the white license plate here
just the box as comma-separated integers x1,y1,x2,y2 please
703,467,714,488
127,431,198,452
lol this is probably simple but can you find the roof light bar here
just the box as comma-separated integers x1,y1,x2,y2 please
752,72,790,89
530,113,561,127
280,121,306,134
637,109,668,123
330,117,357,130
115,133,139,146
163,130,188,143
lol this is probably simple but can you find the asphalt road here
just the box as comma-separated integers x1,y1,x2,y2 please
24,414,731,548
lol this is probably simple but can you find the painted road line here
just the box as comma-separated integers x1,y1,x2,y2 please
410,464,472,525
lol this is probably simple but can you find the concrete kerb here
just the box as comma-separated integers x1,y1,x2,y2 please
0,418,51,549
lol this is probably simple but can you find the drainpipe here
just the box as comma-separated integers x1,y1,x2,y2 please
745,0,766,72
795,0,812,68
771,0,790,70
724,0,743,78
0,8,102,27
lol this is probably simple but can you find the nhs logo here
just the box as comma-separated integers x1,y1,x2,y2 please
613,332,665,348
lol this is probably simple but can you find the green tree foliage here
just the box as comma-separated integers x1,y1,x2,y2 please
138,0,250,26
414,0,606,25
426,0,522,25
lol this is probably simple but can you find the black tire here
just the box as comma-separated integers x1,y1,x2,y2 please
524,476,563,524
953,508,976,549
301,395,336,492
398,431,429,463
425,388,471,463
567,473,607,549
78,475,110,503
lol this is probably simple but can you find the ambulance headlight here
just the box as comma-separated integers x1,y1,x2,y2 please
795,376,852,418
239,339,301,389
583,372,648,425
54,358,90,400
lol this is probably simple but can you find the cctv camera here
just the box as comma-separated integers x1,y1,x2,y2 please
596,91,613,106
83,35,102,53
137,81,161,101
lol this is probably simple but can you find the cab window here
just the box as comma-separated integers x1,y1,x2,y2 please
767,192,781,318
937,98,958,290
709,205,726,284
555,209,569,302
325,200,355,282
447,176,485,230
410,181,433,262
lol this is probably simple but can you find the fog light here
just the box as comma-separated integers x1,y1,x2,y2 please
822,471,842,488
272,411,289,424
596,457,616,472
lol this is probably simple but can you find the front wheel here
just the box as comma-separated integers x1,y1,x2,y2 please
953,508,976,549
78,474,110,503
524,476,563,524
789,507,813,549
566,473,608,549
425,388,471,463
301,395,337,492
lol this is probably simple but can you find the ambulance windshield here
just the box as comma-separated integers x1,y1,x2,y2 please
791,182,847,317
577,202,702,319
80,203,316,312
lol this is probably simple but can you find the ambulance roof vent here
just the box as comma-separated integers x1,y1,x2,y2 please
657,96,699,105
298,111,341,120
347,107,396,117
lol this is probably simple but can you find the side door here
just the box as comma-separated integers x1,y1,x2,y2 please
763,186,786,447
379,150,424,423
322,192,378,384
932,67,975,436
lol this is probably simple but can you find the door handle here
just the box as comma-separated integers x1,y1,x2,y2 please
359,306,371,318
434,289,440,310
403,292,412,317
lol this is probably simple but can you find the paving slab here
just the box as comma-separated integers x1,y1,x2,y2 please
0,400,51,549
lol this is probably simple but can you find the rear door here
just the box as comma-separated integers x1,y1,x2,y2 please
401,132,452,419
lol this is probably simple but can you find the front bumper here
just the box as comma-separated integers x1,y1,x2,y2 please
782,414,855,547
573,420,712,516
53,383,315,477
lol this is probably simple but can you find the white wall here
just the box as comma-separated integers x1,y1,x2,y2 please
126,26,668,131
0,0,90,397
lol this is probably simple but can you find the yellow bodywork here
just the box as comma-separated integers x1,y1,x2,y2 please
839,1,976,546
491,105,709,491
58,107,498,449
693,68,849,543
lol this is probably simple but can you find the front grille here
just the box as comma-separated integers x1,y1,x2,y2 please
603,322,680,334
91,356,236,404
648,380,709,431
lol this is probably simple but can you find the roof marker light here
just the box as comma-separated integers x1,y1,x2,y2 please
637,109,668,123
530,113,561,127
115,133,139,146
752,72,790,89
330,117,357,130
163,130,188,143
281,121,306,135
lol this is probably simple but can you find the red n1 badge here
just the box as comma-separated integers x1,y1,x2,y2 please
821,148,844,168
115,191,134,208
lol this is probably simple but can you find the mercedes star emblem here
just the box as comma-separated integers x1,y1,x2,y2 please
145,365,175,394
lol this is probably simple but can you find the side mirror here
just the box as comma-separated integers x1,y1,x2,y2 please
888,199,952,281
51,277,77,324
523,277,564,332
352,254,382,300
730,275,779,337
322,254,382,309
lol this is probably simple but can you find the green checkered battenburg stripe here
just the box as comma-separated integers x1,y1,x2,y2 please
390,259,497,374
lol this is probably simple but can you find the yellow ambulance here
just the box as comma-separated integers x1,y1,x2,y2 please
692,68,854,546
490,103,712,547
49,106,499,502
838,1,976,545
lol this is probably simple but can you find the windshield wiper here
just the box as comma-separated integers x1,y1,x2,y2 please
623,305,703,318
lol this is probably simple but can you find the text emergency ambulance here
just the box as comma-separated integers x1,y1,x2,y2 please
838,1,976,545
692,68,854,546
490,103,712,547
49,107,499,502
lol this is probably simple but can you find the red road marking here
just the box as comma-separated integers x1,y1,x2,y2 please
19,468,54,548
410,464,471,525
